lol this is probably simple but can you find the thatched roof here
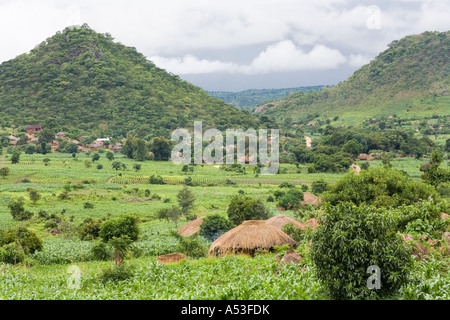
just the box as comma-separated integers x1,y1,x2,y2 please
208,220,297,256
178,218,203,237
266,215,303,230
302,218,319,231
158,253,186,264
301,192,321,206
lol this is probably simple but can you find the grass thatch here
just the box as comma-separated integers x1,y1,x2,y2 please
178,218,203,237
158,253,186,264
302,218,318,231
266,214,304,230
301,192,321,206
208,220,297,257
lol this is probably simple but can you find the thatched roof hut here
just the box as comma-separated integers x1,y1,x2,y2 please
301,192,321,206
158,253,186,264
178,218,203,237
208,220,297,257
302,218,319,231
266,215,303,230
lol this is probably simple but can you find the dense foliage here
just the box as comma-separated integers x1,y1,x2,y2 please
199,214,233,241
227,194,269,226
323,167,438,208
260,31,450,126
0,24,260,138
311,202,412,299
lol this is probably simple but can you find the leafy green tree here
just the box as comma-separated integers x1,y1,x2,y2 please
421,150,450,187
7,197,33,221
343,139,363,157
99,215,140,266
79,218,103,240
65,143,78,154
227,195,269,226
11,151,20,164
199,214,233,241
0,167,10,179
177,186,196,217
25,145,35,154
323,167,438,208
311,202,412,300
311,179,329,195
97,164,103,170
0,226,42,255
157,206,182,228
277,188,304,210
106,151,114,161
149,175,165,185
133,163,142,172
92,153,100,162
43,158,51,166
150,136,172,161
38,128,55,144
28,188,41,204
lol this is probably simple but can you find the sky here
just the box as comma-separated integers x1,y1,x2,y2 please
0,0,449,91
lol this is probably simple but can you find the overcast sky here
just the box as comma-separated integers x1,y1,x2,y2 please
0,0,449,91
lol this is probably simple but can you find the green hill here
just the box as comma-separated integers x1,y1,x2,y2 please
208,86,327,111
258,31,450,126
0,24,259,138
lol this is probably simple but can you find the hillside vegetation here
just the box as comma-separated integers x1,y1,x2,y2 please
258,31,450,126
208,86,326,111
0,24,259,139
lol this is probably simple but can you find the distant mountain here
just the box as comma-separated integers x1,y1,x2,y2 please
208,86,327,111
257,31,450,126
0,24,259,138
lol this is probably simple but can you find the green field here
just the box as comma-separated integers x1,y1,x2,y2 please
0,151,449,300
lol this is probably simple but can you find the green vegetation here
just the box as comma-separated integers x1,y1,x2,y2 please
0,24,259,138
208,86,326,111
311,202,412,299
259,31,450,126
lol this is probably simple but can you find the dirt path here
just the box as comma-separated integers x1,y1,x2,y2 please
305,136,312,148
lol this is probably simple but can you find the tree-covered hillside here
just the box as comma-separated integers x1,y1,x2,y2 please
0,24,259,139
208,86,327,111
258,31,450,126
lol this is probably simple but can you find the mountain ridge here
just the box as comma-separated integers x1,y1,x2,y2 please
258,30,450,126
0,24,260,138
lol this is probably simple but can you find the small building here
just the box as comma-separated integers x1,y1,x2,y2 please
26,125,42,134
56,132,66,138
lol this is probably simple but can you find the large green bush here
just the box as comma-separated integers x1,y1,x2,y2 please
311,202,412,299
79,218,103,240
277,188,304,210
99,215,140,243
0,226,43,255
199,214,233,241
227,195,269,226
323,167,438,208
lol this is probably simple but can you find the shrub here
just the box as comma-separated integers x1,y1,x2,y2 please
227,195,269,226
99,215,140,243
90,241,114,261
149,175,165,185
281,222,303,243
100,264,135,283
311,179,329,195
79,218,103,240
0,226,42,255
8,197,33,221
199,214,233,242
0,242,26,264
323,167,438,208
171,231,207,258
311,202,412,300
277,188,304,210
83,201,94,209
279,182,295,188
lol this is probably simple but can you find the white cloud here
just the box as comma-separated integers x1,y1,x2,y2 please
150,55,239,74
246,41,347,74
152,41,347,75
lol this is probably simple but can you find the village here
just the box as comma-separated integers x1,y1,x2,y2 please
6,124,123,153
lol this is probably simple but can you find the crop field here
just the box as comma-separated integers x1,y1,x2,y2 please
0,151,449,300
